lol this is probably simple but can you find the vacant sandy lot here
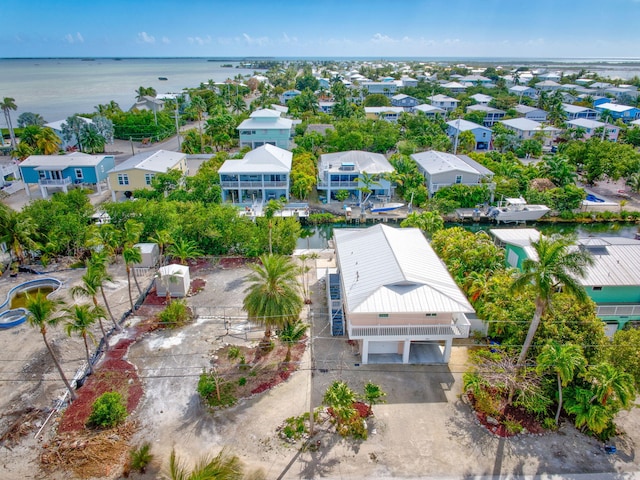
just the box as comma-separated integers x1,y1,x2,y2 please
1,253,639,479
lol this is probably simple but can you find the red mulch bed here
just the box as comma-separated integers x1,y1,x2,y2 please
218,257,256,269
468,392,546,437
58,321,157,433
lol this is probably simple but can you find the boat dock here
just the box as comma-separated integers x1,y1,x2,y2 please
455,208,490,222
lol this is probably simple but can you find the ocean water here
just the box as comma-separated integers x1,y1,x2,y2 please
2,57,639,124
0,58,256,122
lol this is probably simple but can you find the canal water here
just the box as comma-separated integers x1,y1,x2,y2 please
297,221,639,250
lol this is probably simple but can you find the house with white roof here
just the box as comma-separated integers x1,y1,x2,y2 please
460,75,493,86
428,94,459,112
562,103,599,121
129,96,165,113
631,119,640,127
470,93,493,105
566,118,620,142
218,144,291,204
332,224,474,364
509,85,537,100
604,86,638,101
414,104,446,118
499,118,559,148
446,119,492,150
280,89,301,103
466,104,505,127
442,81,467,94
364,106,404,123
317,150,394,204
108,150,187,201
361,81,399,97
535,80,562,91
595,103,640,123
410,150,494,196
391,94,420,110
237,108,293,149
19,152,114,198
515,105,548,122
44,117,93,150
491,229,640,335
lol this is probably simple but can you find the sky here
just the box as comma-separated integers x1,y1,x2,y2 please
2,0,640,59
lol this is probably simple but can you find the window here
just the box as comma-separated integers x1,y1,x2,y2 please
592,286,603,291
425,313,437,317
378,313,389,318
117,173,129,186
38,171,46,179
75,169,83,180
145,173,155,185
455,175,462,184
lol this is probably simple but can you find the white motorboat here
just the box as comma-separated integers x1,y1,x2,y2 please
487,197,550,224
370,202,404,213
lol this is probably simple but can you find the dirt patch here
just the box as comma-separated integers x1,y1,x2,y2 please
0,407,47,448
467,391,546,437
203,341,307,404
218,257,256,269
57,321,156,433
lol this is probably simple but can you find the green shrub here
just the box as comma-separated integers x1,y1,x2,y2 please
197,370,237,408
158,299,192,327
87,392,128,429
542,417,558,430
308,213,335,225
473,389,501,418
227,346,241,360
238,377,247,386
280,413,309,440
129,442,153,473
503,418,523,435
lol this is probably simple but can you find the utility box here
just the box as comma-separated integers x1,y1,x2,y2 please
156,264,190,298
133,243,159,268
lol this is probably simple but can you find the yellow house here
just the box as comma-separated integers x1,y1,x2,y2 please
108,150,187,201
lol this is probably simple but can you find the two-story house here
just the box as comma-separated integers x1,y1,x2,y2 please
280,89,301,103
499,118,559,148
364,106,404,123
410,150,494,197
391,94,420,111
414,104,446,117
469,93,493,105
428,94,459,112
332,224,474,364
237,108,293,150
446,119,492,150
566,118,620,141
218,144,291,205
317,150,394,204
509,85,537,100
562,103,600,120
19,152,114,198
514,105,548,122
361,81,399,97
108,150,187,201
466,104,506,127
595,103,640,123
44,117,93,151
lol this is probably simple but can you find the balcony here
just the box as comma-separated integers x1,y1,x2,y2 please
220,180,287,188
596,304,640,319
317,180,359,189
348,312,470,340
38,177,72,186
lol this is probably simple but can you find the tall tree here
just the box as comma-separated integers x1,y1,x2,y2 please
1,97,17,148
25,292,77,401
243,254,303,350
0,204,36,265
64,304,102,375
536,341,586,425
17,112,46,128
123,246,143,309
263,199,284,255
512,235,594,366
167,448,244,480
35,127,61,155
277,321,308,362
71,269,113,341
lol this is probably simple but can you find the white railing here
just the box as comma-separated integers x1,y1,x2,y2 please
597,304,640,317
39,177,71,186
220,180,287,188
348,313,470,339
317,180,359,189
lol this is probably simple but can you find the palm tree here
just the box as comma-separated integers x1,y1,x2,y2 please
123,245,143,309
536,341,586,425
277,321,308,362
88,254,118,328
25,292,77,401
243,254,303,350
231,96,247,114
356,171,381,206
263,199,284,255
71,269,113,340
1,97,18,148
167,238,202,265
323,380,357,431
166,448,244,480
35,126,61,155
189,95,207,154
150,229,172,266
586,362,635,409
64,304,102,375
512,235,594,366
0,204,36,265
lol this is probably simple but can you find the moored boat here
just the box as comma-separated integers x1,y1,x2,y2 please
370,202,404,213
487,197,549,224
158,77,168,81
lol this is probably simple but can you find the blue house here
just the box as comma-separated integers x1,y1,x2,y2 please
446,119,492,150
280,89,301,103
19,152,114,198
44,117,93,151
237,109,293,150
491,228,640,335
595,103,640,123
391,94,420,111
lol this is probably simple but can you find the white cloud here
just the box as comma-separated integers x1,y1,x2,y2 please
76,32,84,43
162,36,170,44
137,32,155,44
64,33,83,44
187,35,212,46
281,32,298,44
370,33,397,44
242,33,270,47
64,34,74,44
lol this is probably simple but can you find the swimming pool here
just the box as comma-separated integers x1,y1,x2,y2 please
0,278,62,329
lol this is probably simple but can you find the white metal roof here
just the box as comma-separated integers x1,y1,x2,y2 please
411,150,493,176
562,103,597,114
446,119,490,132
578,238,640,286
414,104,445,114
490,228,541,247
467,104,504,114
44,116,92,131
334,225,474,315
567,118,606,129
597,103,636,113
428,94,459,103
319,150,394,175
110,149,185,173
500,118,544,131
21,152,110,168
218,144,292,174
